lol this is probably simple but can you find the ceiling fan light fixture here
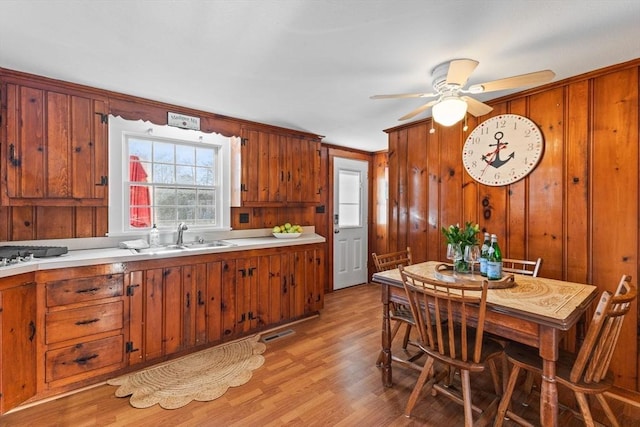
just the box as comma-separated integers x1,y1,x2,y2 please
432,96,467,126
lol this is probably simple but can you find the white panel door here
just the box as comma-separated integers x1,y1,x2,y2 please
333,157,368,290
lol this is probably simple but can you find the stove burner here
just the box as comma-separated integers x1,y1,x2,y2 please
0,254,35,267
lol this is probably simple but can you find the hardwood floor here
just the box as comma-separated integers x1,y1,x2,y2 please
3,283,639,426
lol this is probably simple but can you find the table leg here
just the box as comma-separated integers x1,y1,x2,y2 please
381,283,392,387
539,326,560,427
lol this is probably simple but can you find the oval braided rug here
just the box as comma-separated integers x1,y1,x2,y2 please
107,335,266,409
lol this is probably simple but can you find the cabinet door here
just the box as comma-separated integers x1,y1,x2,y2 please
143,268,164,361
206,261,223,343
284,136,321,204
310,247,326,312
289,250,307,319
126,271,144,366
221,260,237,338
3,83,107,204
259,254,284,325
1,282,37,413
241,129,284,205
163,267,183,354
5,84,45,198
304,248,325,313
132,267,183,363
183,264,208,348
235,257,259,334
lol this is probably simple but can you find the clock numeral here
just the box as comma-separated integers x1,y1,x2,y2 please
524,129,531,137
494,172,501,180
509,168,516,176
471,160,478,168
480,127,489,135
527,143,535,151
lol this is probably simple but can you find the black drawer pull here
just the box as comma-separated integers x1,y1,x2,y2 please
28,320,36,341
75,318,100,326
74,354,98,365
197,290,205,306
75,287,100,294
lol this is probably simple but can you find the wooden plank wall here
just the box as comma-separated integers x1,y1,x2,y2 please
384,59,640,392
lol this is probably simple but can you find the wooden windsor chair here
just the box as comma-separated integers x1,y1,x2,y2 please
494,275,637,427
372,248,423,370
499,257,543,394
399,265,504,427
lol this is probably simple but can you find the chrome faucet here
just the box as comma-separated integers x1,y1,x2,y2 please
176,222,188,245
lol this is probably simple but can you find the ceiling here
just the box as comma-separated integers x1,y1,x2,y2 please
1,1,639,152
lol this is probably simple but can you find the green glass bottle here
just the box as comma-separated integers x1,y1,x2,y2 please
479,232,490,277
486,234,503,280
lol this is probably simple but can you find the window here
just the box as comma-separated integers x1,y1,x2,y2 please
108,116,231,236
338,169,362,227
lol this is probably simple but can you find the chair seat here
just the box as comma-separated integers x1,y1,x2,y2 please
505,341,615,394
420,326,504,373
389,303,414,323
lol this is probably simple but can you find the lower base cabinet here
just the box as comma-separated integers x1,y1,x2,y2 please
0,242,324,414
0,278,37,414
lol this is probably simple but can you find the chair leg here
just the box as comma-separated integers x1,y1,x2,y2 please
401,324,412,350
594,393,621,427
522,371,535,396
459,369,473,427
404,357,435,417
488,358,501,396
494,364,521,427
574,392,595,427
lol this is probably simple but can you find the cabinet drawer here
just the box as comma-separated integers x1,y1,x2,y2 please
46,274,124,307
45,335,124,383
46,301,123,344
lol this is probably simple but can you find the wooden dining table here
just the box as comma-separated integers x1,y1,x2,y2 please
372,261,598,427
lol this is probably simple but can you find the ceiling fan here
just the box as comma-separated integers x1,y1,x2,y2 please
371,59,555,126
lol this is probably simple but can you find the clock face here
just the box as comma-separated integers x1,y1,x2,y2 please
462,114,544,186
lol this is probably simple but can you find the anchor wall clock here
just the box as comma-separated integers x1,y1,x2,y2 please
462,114,544,186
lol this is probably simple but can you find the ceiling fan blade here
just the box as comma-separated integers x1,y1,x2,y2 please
446,59,479,87
461,96,493,117
370,92,438,100
398,100,438,121
468,70,555,94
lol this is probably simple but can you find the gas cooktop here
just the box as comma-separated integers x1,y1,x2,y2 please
0,245,68,258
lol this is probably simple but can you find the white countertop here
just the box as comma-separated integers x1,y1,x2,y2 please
0,233,325,278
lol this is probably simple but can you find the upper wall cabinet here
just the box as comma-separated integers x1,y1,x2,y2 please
240,127,321,206
1,78,108,206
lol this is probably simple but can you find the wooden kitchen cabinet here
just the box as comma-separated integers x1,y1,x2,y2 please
240,128,321,206
126,266,184,365
219,255,264,339
127,261,225,366
0,275,37,414
2,78,108,206
0,242,325,414
41,265,126,388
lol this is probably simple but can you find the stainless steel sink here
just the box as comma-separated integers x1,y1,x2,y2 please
134,244,185,254
134,240,234,254
182,240,235,250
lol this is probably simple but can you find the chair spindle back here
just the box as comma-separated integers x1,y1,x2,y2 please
570,275,636,384
399,265,489,364
372,247,413,272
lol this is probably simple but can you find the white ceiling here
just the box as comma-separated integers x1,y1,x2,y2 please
1,1,639,152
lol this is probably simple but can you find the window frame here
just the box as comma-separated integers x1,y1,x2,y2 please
108,115,231,237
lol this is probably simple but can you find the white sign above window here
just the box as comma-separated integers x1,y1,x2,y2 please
168,112,201,131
